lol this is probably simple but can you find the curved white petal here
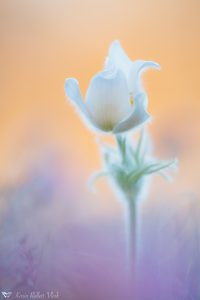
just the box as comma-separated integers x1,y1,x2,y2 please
85,69,130,131
107,40,132,79
113,93,150,134
64,78,100,130
129,60,160,97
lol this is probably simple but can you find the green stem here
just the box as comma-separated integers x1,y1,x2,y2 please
125,192,140,277
115,134,141,277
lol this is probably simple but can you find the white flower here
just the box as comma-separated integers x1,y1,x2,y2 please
65,40,160,134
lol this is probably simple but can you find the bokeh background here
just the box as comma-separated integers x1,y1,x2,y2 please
0,0,200,299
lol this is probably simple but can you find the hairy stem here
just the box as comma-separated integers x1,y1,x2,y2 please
125,192,140,278
115,134,141,276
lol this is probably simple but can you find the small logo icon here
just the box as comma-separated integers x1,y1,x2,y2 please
1,292,12,298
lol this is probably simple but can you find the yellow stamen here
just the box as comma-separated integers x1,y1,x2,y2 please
130,95,134,105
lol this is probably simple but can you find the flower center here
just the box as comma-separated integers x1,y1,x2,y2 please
100,121,115,131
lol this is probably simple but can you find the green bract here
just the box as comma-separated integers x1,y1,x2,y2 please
90,131,176,199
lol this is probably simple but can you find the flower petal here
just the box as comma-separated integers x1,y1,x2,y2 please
129,60,160,97
107,40,131,79
64,78,100,130
107,41,160,95
112,93,150,134
86,69,130,131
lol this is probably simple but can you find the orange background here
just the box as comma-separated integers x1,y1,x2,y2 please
0,0,200,218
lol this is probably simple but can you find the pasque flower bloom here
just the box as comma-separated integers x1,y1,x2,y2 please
65,41,160,134
64,41,176,280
